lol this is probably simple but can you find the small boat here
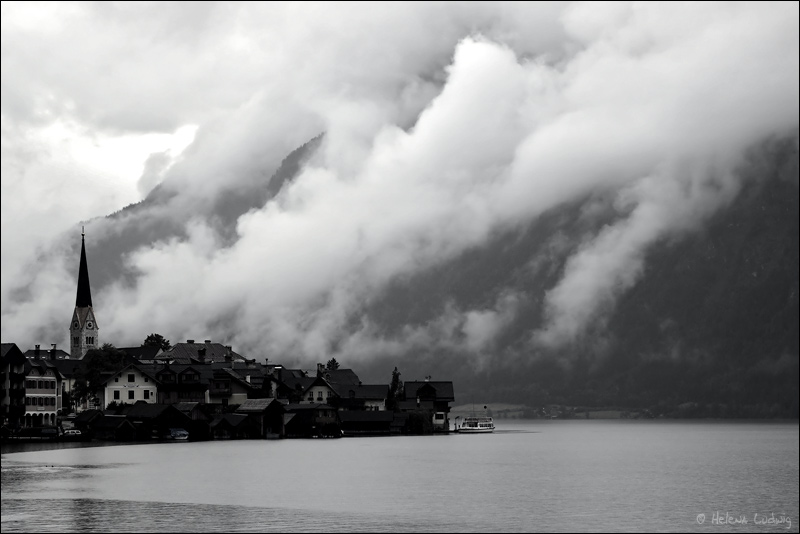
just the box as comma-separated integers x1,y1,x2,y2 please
456,415,495,433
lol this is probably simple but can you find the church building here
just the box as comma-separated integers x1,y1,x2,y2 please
69,228,99,359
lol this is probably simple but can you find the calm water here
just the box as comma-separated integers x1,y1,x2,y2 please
1,420,798,533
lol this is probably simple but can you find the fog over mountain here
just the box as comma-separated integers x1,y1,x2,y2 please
2,2,797,414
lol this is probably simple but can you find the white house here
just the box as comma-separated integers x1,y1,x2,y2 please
103,364,159,407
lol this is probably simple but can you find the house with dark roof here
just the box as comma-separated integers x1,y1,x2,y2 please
102,364,160,408
115,402,195,440
91,414,137,441
300,376,339,405
155,363,212,405
235,398,286,438
208,366,261,407
399,381,455,433
1,343,27,427
72,409,103,435
332,384,389,411
316,366,361,386
156,340,245,364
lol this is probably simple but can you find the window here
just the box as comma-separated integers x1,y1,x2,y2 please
86,336,94,345
144,390,150,400
114,390,120,400
317,392,323,401
128,374,135,383
308,394,314,401
115,377,119,383
26,380,36,388
73,336,80,346
38,381,44,389
144,377,149,383
128,390,135,400
38,397,44,406
25,397,31,405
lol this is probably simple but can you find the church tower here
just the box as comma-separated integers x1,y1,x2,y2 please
70,227,99,359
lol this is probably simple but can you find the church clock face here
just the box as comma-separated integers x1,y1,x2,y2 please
87,321,93,329
73,321,79,329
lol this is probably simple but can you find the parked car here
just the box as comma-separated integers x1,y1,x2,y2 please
61,429,85,441
168,428,189,440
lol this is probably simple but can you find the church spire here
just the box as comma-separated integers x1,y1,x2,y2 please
71,226,99,359
76,226,93,307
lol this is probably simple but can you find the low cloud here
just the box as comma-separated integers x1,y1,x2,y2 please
1,2,797,367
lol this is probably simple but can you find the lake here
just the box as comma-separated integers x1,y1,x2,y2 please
1,420,798,532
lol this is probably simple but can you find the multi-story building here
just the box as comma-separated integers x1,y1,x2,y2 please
1,343,26,427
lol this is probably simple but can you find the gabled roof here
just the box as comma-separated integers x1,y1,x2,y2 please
74,409,103,423
23,358,63,379
403,381,455,402
119,346,163,361
174,402,201,413
282,375,317,393
154,363,215,383
47,358,85,378
236,398,280,413
72,307,96,329
1,343,25,364
101,363,160,386
300,376,338,396
157,341,245,363
22,348,72,360
209,413,250,429
321,369,361,385
91,415,134,431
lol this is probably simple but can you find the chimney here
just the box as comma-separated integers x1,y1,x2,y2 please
49,344,57,361
187,339,195,344
198,348,206,363
317,363,324,377
35,345,41,358
204,339,211,343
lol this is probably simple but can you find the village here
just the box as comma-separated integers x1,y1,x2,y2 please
0,232,455,442
1,340,456,441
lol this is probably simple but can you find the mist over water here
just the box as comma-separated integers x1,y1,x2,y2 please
2,421,798,533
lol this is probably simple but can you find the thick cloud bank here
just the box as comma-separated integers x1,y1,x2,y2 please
2,2,798,366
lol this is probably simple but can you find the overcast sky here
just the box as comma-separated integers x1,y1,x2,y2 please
1,2,798,365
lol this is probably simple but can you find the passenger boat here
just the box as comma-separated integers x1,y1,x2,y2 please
455,415,495,433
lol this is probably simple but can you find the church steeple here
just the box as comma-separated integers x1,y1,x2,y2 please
70,227,99,359
76,226,93,307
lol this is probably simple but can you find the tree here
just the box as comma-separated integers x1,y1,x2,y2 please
387,367,403,411
325,358,340,371
72,344,129,408
142,333,171,351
